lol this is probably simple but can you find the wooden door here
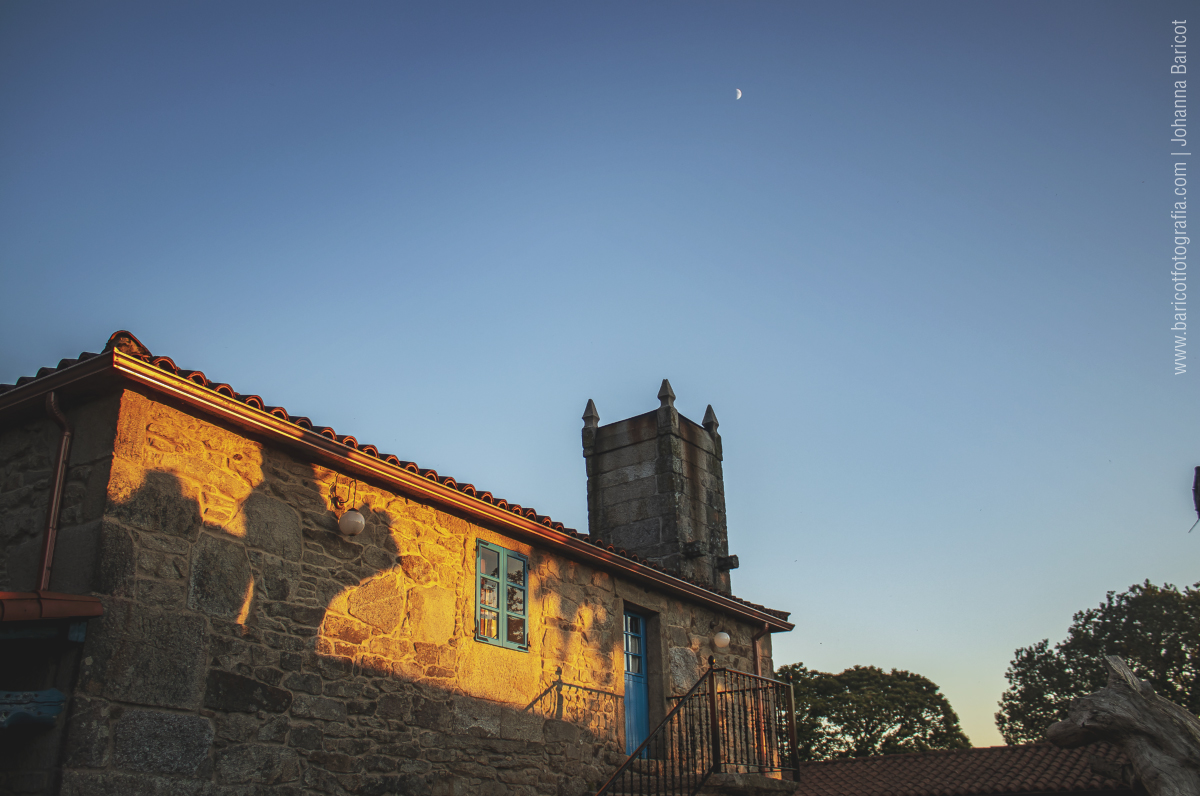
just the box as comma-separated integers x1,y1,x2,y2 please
623,611,649,755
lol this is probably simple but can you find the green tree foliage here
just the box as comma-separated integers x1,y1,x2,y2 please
776,663,971,761
995,581,1200,745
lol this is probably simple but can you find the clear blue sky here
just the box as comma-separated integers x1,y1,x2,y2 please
2,1,1194,746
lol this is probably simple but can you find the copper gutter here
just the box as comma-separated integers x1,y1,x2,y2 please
112,352,793,631
0,350,791,631
0,353,114,417
0,592,102,622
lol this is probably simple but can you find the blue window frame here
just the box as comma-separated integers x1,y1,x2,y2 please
475,540,529,651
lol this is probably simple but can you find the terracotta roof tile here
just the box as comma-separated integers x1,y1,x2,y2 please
795,743,1133,796
0,331,789,621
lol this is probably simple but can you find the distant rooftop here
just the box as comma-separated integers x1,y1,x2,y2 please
794,742,1132,796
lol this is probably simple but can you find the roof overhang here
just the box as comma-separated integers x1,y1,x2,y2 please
0,350,794,632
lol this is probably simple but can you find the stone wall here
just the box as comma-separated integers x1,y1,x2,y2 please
0,393,122,796
1,386,773,796
0,393,121,595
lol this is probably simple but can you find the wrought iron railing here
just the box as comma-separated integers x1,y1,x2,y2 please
595,658,798,796
524,666,622,742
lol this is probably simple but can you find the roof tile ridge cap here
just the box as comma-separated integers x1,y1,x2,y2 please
103,330,152,359
6,343,128,394
21,351,102,381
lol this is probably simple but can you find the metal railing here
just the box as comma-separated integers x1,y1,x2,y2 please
595,658,798,796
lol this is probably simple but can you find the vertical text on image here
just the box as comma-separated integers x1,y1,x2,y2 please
1171,20,1188,374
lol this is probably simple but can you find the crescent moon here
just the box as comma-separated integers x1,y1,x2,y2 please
736,89,742,99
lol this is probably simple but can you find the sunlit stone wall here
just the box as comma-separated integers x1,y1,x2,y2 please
2,386,774,796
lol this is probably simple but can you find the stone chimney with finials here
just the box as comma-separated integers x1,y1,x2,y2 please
581,380,738,593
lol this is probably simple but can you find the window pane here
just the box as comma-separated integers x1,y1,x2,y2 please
480,578,498,609
507,616,526,646
625,635,641,655
480,548,500,578
507,585,525,615
628,616,640,635
476,543,531,652
625,654,642,675
480,608,499,639
507,556,525,586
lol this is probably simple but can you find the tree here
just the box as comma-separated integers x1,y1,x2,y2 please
996,581,1200,745
776,663,971,761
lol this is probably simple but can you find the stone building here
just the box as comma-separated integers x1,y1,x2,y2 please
0,332,791,796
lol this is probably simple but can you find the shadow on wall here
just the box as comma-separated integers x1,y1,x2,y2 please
526,666,622,722
60,436,625,796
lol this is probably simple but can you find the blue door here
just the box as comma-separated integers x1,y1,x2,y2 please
624,611,650,755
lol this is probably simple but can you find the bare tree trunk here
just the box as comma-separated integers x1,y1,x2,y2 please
1046,656,1200,796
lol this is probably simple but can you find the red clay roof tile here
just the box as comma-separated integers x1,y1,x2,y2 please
0,330,789,621
794,743,1133,796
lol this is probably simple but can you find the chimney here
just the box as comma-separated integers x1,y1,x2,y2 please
581,380,737,593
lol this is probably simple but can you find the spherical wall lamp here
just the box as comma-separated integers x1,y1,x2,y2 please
338,509,365,536
713,631,731,650
329,475,365,536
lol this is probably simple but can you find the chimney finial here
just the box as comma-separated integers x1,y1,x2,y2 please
702,405,719,433
658,379,676,408
583,399,600,429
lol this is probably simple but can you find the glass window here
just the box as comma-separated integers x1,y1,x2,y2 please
475,540,529,651
481,547,500,579
624,612,646,675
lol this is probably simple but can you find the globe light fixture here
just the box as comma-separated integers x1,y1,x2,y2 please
338,509,365,536
713,631,731,649
330,474,365,536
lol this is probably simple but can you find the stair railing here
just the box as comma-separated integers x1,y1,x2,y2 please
595,657,799,796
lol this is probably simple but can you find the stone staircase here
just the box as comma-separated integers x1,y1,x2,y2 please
595,664,800,796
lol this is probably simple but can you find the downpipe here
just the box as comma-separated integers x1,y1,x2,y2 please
751,622,769,677
751,622,771,769
36,391,73,592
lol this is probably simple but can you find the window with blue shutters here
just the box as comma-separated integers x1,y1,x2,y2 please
475,540,529,651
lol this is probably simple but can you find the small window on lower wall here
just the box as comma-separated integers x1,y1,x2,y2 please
475,540,529,651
